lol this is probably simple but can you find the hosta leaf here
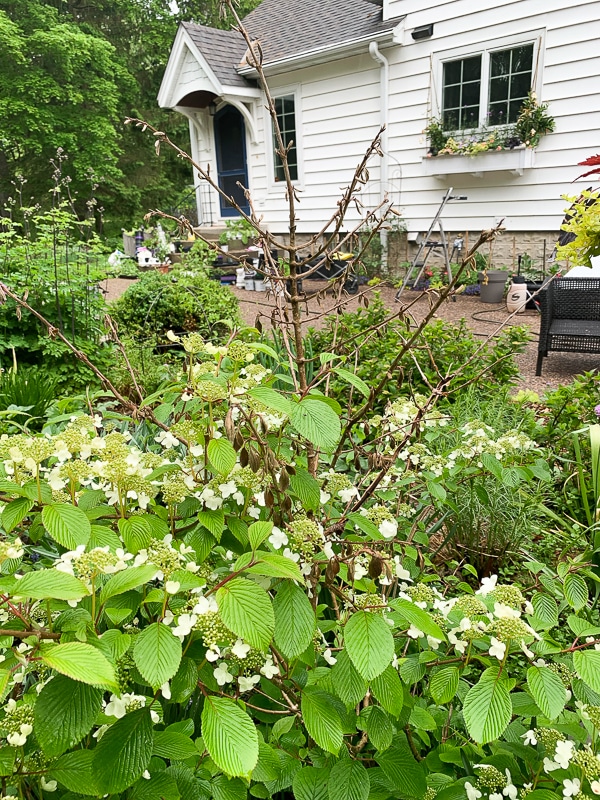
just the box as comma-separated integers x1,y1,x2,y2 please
91,708,154,794
208,438,237,476
574,649,600,693
42,503,91,549
301,688,344,755
217,577,274,651
344,611,394,681
375,737,427,797
35,675,103,757
292,767,330,800
327,760,369,800
527,665,566,719
273,580,316,659
430,667,460,706
290,398,341,452
40,642,118,691
133,622,182,690
370,665,404,716
564,573,588,611
201,696,259,778
14,569,88,601
463,673,512,743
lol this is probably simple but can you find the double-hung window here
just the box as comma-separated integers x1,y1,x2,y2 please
272,94,298,182
441,42,535,131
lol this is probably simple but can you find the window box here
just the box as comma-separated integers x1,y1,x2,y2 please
422,146,535,179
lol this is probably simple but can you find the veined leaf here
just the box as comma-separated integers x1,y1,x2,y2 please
14,569,88,601
235,550,303,582
247,520,273,551
463,672,512,743
330,650,369,709
118,516,152,554
99,564,158,604
370,665,404,716
290,399,341,452
2,497,33,533
430,667,460,706
327,760,369,800
389,598,446,641
201,696,259,778
40,642,118,691
301,688,344,755
375,737,427,797
344,610,394,681
574,649,600,693
208,438,237,476
130,772,181,800
49,749,99,795
332,367,371,399
357,705,393,753
91,708,154,793
133,622,182,689
564,573,588,611
42,503,91,549
293,766,329,800
217,577,274,651
273,579,316,659
527,665,566,719
153,731,198,760
247,386,295,416
289,469,321,512
35,675,103,757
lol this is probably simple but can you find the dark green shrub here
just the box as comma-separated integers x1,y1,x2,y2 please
0,364,59,431
110,268,240,342
310,293,530,411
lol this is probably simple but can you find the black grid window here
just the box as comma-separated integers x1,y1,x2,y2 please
273,95,298,182
488,44,534,126
442,55,482,130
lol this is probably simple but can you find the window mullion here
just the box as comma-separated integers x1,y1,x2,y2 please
480,50,491,129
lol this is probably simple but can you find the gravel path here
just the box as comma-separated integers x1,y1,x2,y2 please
101,277,600,395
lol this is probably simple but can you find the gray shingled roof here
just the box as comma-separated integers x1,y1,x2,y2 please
183,0,402,89
183,23,249,87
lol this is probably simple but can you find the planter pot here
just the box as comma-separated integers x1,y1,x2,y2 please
244,277,255,291
478,271,508,304
254,279,266,292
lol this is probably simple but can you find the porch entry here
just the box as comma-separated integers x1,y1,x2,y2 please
213,105,250,217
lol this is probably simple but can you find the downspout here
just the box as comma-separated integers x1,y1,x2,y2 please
369,41,389,270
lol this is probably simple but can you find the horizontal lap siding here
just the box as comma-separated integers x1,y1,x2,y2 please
386,0,600,236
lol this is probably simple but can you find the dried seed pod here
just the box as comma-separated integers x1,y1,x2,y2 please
368,556,383,579
265,489,274,508
224,409,236,442
278,470,290,492
248,449,260,472
239,448,249,468
254,315,263,334
285,463,296,475
325,559,340,584
347,561,355,583
234,431,244,452
283,495,293,512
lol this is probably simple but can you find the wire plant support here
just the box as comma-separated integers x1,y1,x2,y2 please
395,187,467,300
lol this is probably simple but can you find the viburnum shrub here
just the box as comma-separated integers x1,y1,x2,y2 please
0,332,599,800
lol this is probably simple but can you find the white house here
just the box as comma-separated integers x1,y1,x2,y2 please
158,0,600,261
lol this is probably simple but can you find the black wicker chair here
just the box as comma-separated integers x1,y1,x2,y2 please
536,277,600,375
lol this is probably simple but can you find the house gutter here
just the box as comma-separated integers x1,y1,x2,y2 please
369,41,389,269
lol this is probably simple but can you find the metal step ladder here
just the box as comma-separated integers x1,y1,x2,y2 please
395,188,467,301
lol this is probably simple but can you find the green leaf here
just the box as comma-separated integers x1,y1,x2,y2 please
130,772,181,800
40,642,118,691
301,688,344,755
481,452,504,479
167,764,205,800
236,550,303,582
153,731,199,760
49,749,99,795
14,569,88,601
327,759,369,800
35,675,103,757
208,438,237,476
527,665,566,719
389,598,446,641
1,497,33,533
344,611,394,681
99,564,158,604
567,615,600,638
252,742,281,783
170,657,199,704
430,667,460,705
564,573,588,611
332,367,371,399
290,398,341,452
92,708,154,794
531,592,559,626
273,580,316,659
0,746,16,778
133,622,182,690
330,650,369,709
212,775,247,800
293,767,330,800
197,509,225,538
118,516,152,554
370,665,404,717
97,630,132,663
375,738,427,797
247,520,273,550
247,386,295,416
217,577,274,651
42,503,91,549
463,672,512,744
574,649,600,692
358,706,393,752
289,469,321,512
201,696,259,778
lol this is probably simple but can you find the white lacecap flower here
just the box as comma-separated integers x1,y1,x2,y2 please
522,730,537,745
206,645,221,662
562,778,581,798
339,486,359,503
322,541,335,560
160,682,171,700
260,657,279,679
465,781,482,800
248,506,261,519
475,574,498,596
165,581,180,595
41,778,58,792
554,739,575,769
320,490,331,504
323,649,337,665
493,603,521,619
150,710,160,723
193,595,218,615
590,779,600,795
213,663,234,686
543,757,560,773
407,625,424,639
520,640,535,660
503,769,517,799
238,675,260,693
282,548,300,563
231,639,251,659
269,527,288,550
488,637,506,661
379,519,398,540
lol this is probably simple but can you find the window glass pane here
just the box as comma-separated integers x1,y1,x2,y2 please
490,76,509,102
442,55,481,129
488,44,533,125
491,50,510,77
510,72,531,100
511,45,533,73
273,94,298,181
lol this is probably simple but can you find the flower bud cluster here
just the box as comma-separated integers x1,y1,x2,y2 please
1,699,34,746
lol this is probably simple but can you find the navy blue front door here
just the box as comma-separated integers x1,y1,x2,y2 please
214,105,250,217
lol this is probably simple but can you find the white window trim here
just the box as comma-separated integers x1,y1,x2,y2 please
430,29,546,132
264,85,304,192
